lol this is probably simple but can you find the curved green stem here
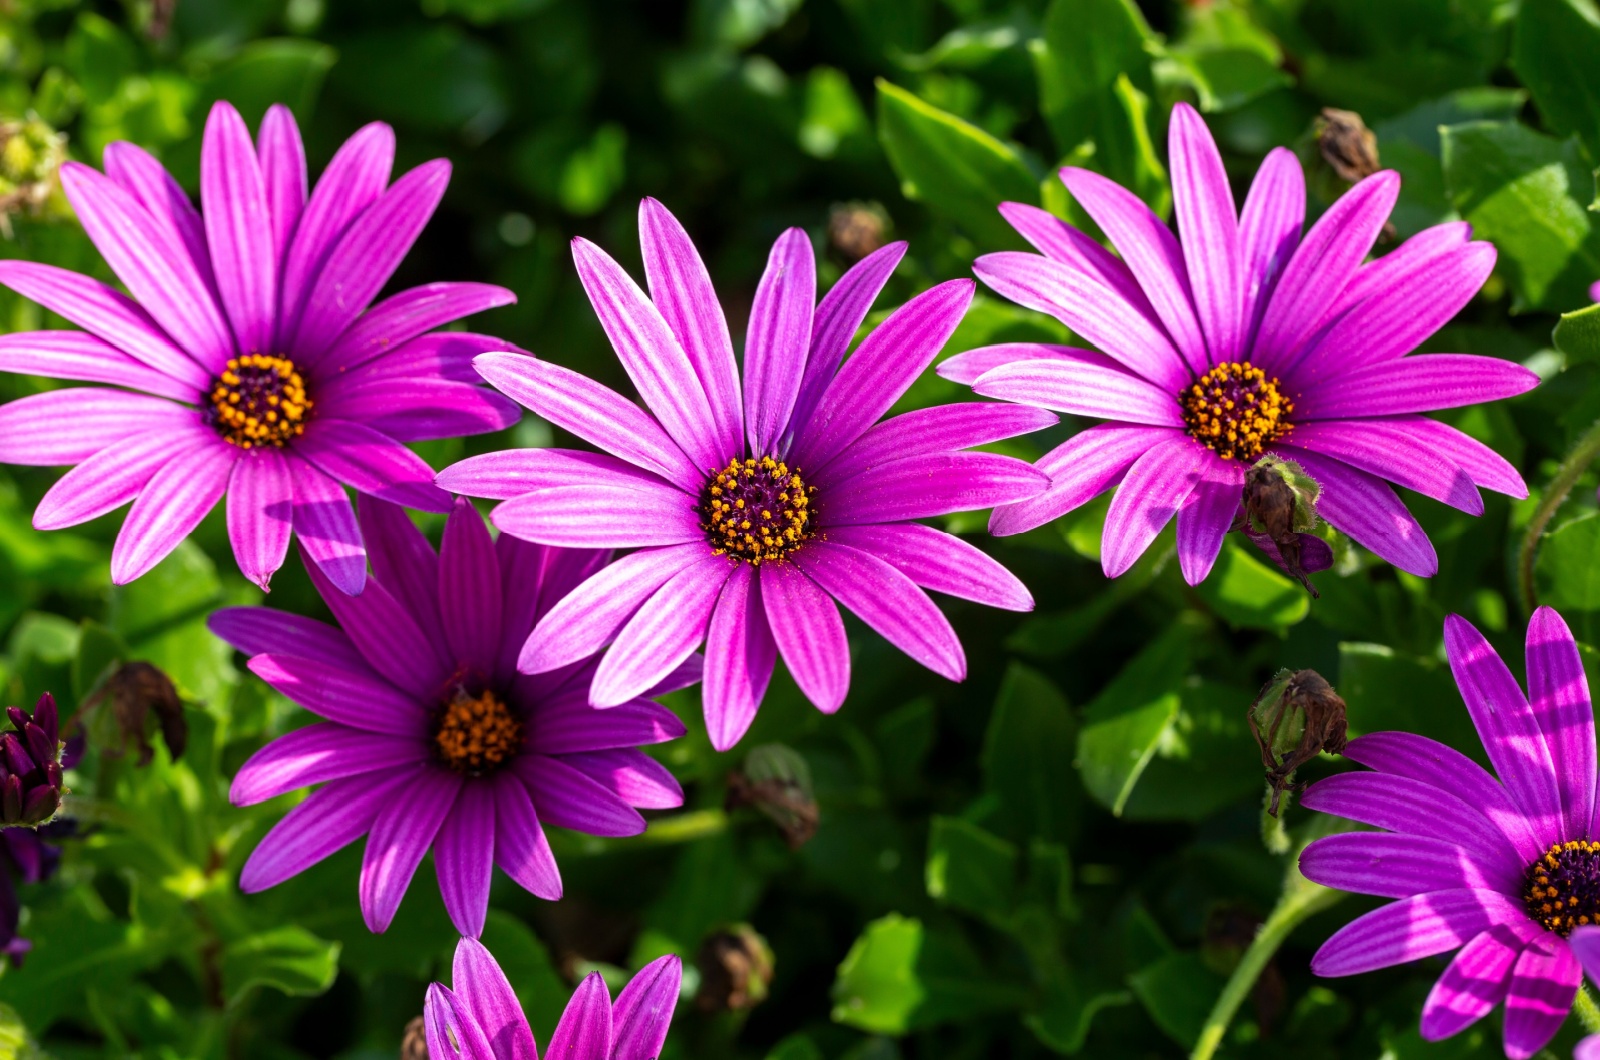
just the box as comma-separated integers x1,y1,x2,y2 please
1519,418,1600,617
1575,985,1600,1036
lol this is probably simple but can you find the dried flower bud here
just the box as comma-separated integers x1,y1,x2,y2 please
695,925,775,1012
400,1015,427,1060
725,743,818,849
82,662,186,766
828,202,890,261
1248,669,1348,817
0,694,68,828
1316,108,1380,183
0,118,67,237
1238,456,1329,596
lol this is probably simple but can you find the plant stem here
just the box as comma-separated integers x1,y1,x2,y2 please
1575,985,1600,1036
1519,417,1600,616
1259,783,1290,856
1190,826,1349,1060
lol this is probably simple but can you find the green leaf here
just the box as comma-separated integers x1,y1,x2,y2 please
830,914,1025,1033
1194,539,1310,629
1025,966,1132,1054
981,663,1082,844
766,1036,826,1060
1160,48,1291,114
108,540,239,705
1554,302,1600,366
1536,511,1600,644
1512,0,1600,160
1442,120,1600,311
480,912,569,1044
1076,616,1203,815
70,620,126,708
1374,87,1528,237
1032,0,1160,197
221,926,339,1004
1338,642,1484,763
0,886,161,1031
875,78,1038,248
1118,680,1263,822
1127,952,1226,1049
925,817,1018,923
201,39,337,129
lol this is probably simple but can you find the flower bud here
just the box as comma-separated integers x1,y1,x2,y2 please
82,662,186,766
725,744,818,849
1239,456,1331,596
696,925,775,1012
1316,107,1381,183
1248,669,1348,817
0,695,68,828
0,118,67,235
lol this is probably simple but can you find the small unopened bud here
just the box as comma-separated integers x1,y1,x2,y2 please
1238,456,1330,596
0,118,67,236
82,662,186,766
0,694,68,828
828,202,890,262
725,743,818,849
400,1015,427,1060
1248,668,1347,817
1316,108,1380,183
695,925,775,1012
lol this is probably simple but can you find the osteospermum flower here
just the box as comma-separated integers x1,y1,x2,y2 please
1300,607,1600,1059
943,101,1537,583
0,100,520,594
439,199,1052,750
209,497,689,935
425,937,681,1060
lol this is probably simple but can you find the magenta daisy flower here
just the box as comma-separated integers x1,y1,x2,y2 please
0,100,521,594
427,937,680,1060
1300,606,1600,1059
209,496,689,936
943,101,1537,583
439,199,1051,751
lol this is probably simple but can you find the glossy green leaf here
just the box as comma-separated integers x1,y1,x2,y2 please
1128,952,1226,1048
1536,512,1600,645
925,816,1018,922
1194,539,1310,629
221,926,339,1004
1512,0,1600,160
831,914,1025,1033
981,663,1082,844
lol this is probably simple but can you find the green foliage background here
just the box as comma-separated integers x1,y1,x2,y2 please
0,0,1598,1057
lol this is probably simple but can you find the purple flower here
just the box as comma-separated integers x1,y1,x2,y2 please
209,497,689,936
0,101,521,594
944,101,1538,583
425,937,681,1060
0,822,73,968
1589,280,1600,303
1300,606,1600,1059
439,199,1051,751
0,693,68,827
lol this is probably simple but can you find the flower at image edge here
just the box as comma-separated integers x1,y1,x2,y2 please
210,496,689,936
945,101,1537,584
0,100,522,594
1301,606,1600,1060
439,199,1054,750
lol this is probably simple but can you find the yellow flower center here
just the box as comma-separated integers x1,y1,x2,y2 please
1524,839,1600,936
433,689,523,775
205,354,312,448
1180,361,1293,462
701,456,814,565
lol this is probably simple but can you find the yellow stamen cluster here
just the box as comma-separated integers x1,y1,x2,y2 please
1524,839,1600,935
702,455,813,565
1180,360,1292,461
433,690,523,775
206,354,312,448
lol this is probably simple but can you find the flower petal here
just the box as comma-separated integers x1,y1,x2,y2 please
492,482,701,550
970,355,1185,427
343,331,514,387
526,699,685,755
435,782,495,938
1421,923,1539,1041
441,497,503,678
240,771,409,892
227,447,295,591
357,494,443,643
639,197,743,458
936,341,1084,386
0,331,193,401
825,523,1032,612
317,377,520,443
1288,420,1483,515
313,283,516,376
795,541,964,682
572,237,723,471
206,606,365,671
1502,940,1580,1060
256,104,307,268
1238,147,1305,353
590,553,731,707
288,457,366,596
492,772,562,900
997,203,1153,316
1527,606,1595,841
789,279,974,471
451,937,538,1060
1271,445,1438,577
1175,452,1243,585
823,452,1049,525
702,566,777,751
1376,416,1526,499
32,430,179,530
989,424,1178,537
517,754,646,837
1299,832,1516,897
102,141,214,295
562,749,684,811
201,101,278,359
0,389,200,465
247,653,426,734
745,228,816,455
1295,354,1539,420
546,973,612,1060
229,722,426,805
472,351,701,492
1100,434,1205,578
612,955,683,1060
1310,889,1527,977
1169,103,1242,364
425,984,497,1060
818,401,1057,486
111,438,238,584
761,562,849,713
359,766,462,932
296,417,452,513
788,241,907,438
439,448,662,501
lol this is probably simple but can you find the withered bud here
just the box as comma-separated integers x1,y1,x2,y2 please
1316,108,1380,183
725,743,818,849
827,202,890,262
400,1015,427,1060
695,925,775,1013
1249,669,1348,817
1238,456,1329,596
82,662,186,766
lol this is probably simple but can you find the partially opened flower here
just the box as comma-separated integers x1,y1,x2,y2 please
945,101,1536,583
0,100,520,594
425,937,681,1060
1300,606,1600,1059
439,199,1051,750
210,497,689,935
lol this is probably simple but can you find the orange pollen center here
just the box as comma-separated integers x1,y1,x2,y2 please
701,456,814,565
1523,839,1600,936
1180,361,1293,462
433,690,522,775
205,354,312,448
